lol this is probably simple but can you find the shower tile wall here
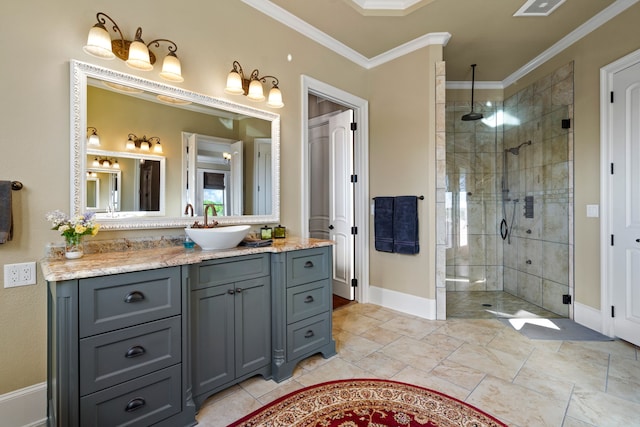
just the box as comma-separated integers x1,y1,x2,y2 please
445,101,504,292
446,62,574,317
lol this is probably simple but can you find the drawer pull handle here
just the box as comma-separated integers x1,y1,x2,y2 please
125,345,146,358
124,291,145,303
304,261,314,268
304,295,314,303
228,289,235,295
304,330,315,338
125,397,146,412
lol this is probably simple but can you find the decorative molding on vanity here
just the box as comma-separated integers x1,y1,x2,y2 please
368,286,437,320
0,382,47,427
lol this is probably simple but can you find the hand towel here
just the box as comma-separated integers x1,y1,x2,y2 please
0,181,13,244
393,196,419,254
373,197,394,252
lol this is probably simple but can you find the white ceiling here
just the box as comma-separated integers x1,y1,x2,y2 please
242,0,638,86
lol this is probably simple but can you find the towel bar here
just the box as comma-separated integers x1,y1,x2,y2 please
11,181,23,191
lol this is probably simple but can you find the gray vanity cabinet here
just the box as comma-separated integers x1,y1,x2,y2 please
271,246,337,381
47,266,196,427
189,254,271,408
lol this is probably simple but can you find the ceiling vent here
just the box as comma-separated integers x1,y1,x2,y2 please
514,0,566,16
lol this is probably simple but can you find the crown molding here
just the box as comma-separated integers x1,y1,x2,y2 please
241,0,450,69
502,0,639,88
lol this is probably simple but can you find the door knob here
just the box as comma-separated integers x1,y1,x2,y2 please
328,225,334,230
636,239,640,243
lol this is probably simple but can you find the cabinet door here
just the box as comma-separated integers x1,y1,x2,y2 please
192,285,234,396
235,276,271,378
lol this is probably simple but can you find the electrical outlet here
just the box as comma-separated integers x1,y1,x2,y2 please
4,262,37,288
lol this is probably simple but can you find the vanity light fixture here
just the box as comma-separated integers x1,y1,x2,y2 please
87,127,101,146
223,152,232,163
125,133,162,153
224,61,284,108
83,12,184,82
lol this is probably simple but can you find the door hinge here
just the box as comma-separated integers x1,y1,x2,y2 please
350,122,357,131
258,151,261,158
611,91,614,103
611,163,614,174
611,305,615,317
351,226,358,235
351,278,358,287
562,294,571,304
611,234,614,246
350,174,357,183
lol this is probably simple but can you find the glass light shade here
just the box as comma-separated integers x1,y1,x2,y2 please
126,40,153,71
247,79,265,102
140,140,150,151
113,160,120,169
225,71,244,95
102,159,110,167
126,137,136,150
154,141,163,153
93,158,100,167
159,54,184,82
87,133,100,146
267,87,284,108
83,25,115,59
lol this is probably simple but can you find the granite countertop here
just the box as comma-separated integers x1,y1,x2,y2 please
41,237,334,282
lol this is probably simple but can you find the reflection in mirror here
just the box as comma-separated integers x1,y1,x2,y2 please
70,60,280,230
87,149,165,216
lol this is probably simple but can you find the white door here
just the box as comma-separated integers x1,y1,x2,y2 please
230,140,243,216
329,110,355,300
612,60,640,346
254,139,272,215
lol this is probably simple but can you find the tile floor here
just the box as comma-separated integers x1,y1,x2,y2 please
196,302,640,427
446,291,564,319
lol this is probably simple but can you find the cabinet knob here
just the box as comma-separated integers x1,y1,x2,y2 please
124,291,145,303
227,289,235,295
304,261,314,268
125,398,146,412
304,295,314,303
125,345,146,358
304,330,315,338
236,288,243,293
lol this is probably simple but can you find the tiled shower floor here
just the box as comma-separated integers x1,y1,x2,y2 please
446,291,564,319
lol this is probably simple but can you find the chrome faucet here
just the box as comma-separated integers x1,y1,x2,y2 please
204,204,218,227
184,203,194,217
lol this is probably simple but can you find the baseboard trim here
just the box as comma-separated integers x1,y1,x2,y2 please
574,302,608,335
368,286,436,320
0,382,47,427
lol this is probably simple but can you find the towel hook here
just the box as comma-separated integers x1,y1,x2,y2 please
11,181,23,191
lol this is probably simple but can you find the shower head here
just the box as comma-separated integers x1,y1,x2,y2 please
505,140,531,155
461,64,484,121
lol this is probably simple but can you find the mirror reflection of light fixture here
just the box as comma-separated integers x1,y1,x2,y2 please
87,127,101,146
83,12,184,82
86,171,98,178
224,61,284,108
125,133,162,153
223,152,232,163
93,157,119,169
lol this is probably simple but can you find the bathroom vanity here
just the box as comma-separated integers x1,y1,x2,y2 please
42,238,336,427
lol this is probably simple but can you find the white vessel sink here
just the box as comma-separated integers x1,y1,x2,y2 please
185,225,250,250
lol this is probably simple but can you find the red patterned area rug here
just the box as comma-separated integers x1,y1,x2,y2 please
228,379,508,427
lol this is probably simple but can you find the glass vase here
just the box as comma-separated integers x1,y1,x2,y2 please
65,235,84,259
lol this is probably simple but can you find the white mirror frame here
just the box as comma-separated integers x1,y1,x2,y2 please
70,60,280,230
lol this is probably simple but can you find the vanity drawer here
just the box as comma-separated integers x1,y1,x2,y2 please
79,267,181,338
191,254,270,290
287,279,331,324
79,316,181,396
80,364,181,427
286,247,330,287
287,313,331,361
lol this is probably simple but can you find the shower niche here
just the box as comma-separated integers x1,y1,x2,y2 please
445,62,574,318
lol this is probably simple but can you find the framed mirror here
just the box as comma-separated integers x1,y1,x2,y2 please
70,60,280,230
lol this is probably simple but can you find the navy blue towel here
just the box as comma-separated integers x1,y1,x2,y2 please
393,196,419,254
373,197,394,252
